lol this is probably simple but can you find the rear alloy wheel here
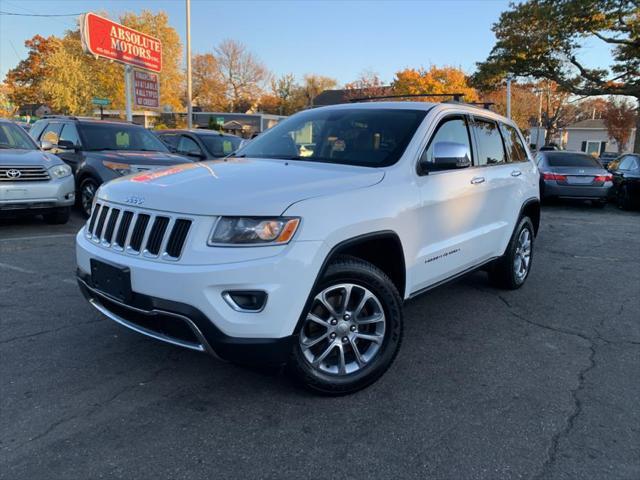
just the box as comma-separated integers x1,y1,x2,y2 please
289,255,403,394
489,216,535,290
79,178,99,218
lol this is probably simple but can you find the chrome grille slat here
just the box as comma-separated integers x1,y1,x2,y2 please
0,166,50,182
85,201,193,261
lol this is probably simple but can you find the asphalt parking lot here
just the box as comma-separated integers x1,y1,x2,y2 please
1,204,639,480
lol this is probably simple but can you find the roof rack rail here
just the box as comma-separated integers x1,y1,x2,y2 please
348,93,466,103
42,115,79,120
466,102,495,110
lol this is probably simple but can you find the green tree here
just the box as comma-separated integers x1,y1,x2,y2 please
474,0,640,152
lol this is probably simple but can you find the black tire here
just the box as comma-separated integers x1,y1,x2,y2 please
288,255,403,395
489,216,535,290
43,207,70,225
78,177,100,218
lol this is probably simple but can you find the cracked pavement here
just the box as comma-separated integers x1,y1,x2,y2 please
1,204,639,479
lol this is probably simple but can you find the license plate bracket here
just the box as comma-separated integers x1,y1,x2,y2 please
90,259,132,302
567,176,593,185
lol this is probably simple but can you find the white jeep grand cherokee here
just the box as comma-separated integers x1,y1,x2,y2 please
76,102,539,394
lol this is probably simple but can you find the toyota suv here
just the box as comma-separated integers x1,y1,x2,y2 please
0,119,74,223
76,102,540,394
29,116,191,217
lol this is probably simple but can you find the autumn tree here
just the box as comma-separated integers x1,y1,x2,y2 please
40,38,95,114
4,35,57,107
478,82,540,133
215,39,268,112
473,0,640,152
191,53,226,111
603,97,637,152
344,71,389,101
120,11,184,112
302,74,337,107
392,66,479,102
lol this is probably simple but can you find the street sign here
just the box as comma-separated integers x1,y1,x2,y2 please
80,12,162,73
133,70,160,109
91,97,110,106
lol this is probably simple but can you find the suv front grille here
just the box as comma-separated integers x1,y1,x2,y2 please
0,166,50,182
86,202,192,260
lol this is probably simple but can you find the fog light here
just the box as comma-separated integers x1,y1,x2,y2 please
222,290,267,312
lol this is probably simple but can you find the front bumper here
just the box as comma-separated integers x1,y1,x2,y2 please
0,176,75,211
542,180,611,199
76,230,327,363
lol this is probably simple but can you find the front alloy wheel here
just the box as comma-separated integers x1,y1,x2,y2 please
299,283,386,376
289,255,403,395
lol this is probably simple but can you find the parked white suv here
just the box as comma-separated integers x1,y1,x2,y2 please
76,102,540,394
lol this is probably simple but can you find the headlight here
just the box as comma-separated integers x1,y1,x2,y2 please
209,217,300,246
49,163,72,178
102,161,133,176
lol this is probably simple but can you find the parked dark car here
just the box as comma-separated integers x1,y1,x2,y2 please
29,116,191,216
155,129,242,160
536,151,612,206
598,151,619,169
609,153,640,210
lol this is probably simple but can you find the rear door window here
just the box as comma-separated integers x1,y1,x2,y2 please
177,135,203,156
501,124,528,163
473,119,506,166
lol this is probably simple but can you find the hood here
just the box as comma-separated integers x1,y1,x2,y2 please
86,150,191,165
0,148,63,167
97,157,385,216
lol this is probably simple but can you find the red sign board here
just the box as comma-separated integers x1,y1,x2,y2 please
81,12,162,72
133,70,160,109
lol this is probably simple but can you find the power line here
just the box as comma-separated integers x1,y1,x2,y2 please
0,10,84,17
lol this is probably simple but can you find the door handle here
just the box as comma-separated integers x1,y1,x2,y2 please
470,176,485,185
511,170,522,177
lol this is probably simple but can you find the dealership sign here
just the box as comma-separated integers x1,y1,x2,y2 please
133,70,160,109
80,12,162,72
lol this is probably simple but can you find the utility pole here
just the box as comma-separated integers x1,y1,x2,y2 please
186,0,193,129
125,65,133,122
506,76,512,119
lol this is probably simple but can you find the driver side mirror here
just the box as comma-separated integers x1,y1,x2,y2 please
420,141,471,173
40,140,53,151
56,139,76,151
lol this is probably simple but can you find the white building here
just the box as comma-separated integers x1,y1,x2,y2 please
563,119,636,155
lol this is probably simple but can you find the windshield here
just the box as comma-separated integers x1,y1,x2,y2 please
0,122,38,150
199,134,242,157
547,153,602,168
78,123,169,152
237,108,428,167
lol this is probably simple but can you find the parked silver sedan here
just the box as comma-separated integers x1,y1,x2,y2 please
0,119,75,224
535,151,613,207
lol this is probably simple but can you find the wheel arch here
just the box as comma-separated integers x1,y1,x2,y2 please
292,231,407,336
520,197,540,236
